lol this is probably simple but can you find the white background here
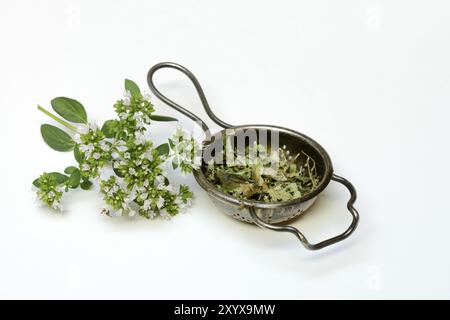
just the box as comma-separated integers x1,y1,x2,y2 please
0,0,449,299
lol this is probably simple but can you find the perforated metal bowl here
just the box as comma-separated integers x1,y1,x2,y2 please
148,62,359,250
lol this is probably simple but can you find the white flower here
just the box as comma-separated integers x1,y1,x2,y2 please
143,92,152,102
173,126,188,140
176,198,189,213
79,144,91,153
81,163,90,171
123,90,131,99
52,202,63,211
156,196,165,209
93,152,101,160
124,152,130,159
129,168,136,175
111,152,120,159
111,209,122,217
148,210,157,219
143,199,151,210
139,192,148,200
100,142,110,152
116,145,127,152
133,113,142,121
177,153,187,162
123,91,131,106
163,185,175,193
154,175,165,188
73,133,82,143
130,185,138,197
135,131,146,145
175,196,189,206
193,156,201,168
77,124,89,135
159,210,171,220
119,112,128,120
135,120,144,129
144,150,153,161
113,161,120,168
177,197,192,214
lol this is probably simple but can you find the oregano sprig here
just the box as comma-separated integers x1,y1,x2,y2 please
33,79,199,219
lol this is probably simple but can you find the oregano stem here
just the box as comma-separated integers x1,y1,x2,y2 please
37,105,77,132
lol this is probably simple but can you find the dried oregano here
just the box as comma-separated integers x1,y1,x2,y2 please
33,79,200,219
206,144,320,202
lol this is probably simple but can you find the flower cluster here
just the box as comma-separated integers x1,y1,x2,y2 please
114,90,154,137
33,173,65,211
33,79,199,220
99,174,193,219
169,126,201,174
74,124,111,178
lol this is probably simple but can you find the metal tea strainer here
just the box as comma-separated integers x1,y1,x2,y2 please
147,62,359,250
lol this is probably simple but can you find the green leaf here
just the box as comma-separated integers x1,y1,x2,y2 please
172,159,179,170
101,119,119,138
33,172,69,188
80,180,93,190
149,115,178,122
74,145,84,163
68,170,81,188
124,79,141,97
64,166,78,174
113,167,125,178
51,97,87,124
49,172,69,185
156,143,170,156
40,124,75,152
32,178,40,188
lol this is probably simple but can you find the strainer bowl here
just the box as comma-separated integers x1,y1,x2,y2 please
147,62,359,250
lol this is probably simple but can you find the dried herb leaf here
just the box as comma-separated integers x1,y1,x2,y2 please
206,144,320,202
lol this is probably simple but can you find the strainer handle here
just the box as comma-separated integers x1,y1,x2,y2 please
248,174,359,250
147,62,233,140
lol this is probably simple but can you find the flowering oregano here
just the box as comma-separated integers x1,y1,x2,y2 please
33,79,200,219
